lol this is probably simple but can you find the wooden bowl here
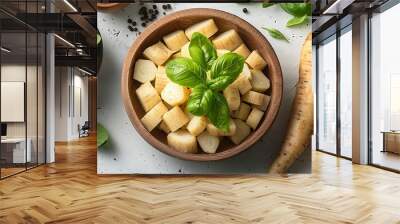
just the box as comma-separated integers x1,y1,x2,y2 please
122,8,283,161
97,3,128,11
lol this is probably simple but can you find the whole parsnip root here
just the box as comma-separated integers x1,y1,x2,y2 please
269,33,313,173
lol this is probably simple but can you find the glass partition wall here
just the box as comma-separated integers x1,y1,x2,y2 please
370,2,400,172
0,3,46,179
316,25,353,159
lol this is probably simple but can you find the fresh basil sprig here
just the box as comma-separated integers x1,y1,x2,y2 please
166,32,244,132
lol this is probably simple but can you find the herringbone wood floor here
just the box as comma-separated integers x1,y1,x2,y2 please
1,136,400,224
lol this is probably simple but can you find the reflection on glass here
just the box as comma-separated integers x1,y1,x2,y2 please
339,27,352,158
1,32,27,177
317,36,337,154
371,4,400,171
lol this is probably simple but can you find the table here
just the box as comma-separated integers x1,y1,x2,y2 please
1,138,31,164
382,131,400,154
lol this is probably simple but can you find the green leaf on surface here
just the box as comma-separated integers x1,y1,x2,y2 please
262,3,274,8
286,15,309,27
189,32,217,69
97,123,109,148
280,3,312,17
263,27,289,42
166,57,207,88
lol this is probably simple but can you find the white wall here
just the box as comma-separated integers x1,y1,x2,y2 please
54,67,89,141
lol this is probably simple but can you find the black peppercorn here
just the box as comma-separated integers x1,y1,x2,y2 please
141,22,146,27
162,5,167,10
163,12,166,15
242,8,248,13
167,4,172,9
139,7,146,15
155,10,159,15
128,25,134,32
133,27,138,31
127,18,133,24
132,21,136,26
153,5,157,9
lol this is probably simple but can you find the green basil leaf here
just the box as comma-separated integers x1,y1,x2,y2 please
207,92,230,132
189,32,217,69
286,15,309,27
263,27,289,42
166,57,207,88
97,123,109,148
280,3,311,17
187,85,213,116
209,52,244,91
207,76,233,92
262,3,274,8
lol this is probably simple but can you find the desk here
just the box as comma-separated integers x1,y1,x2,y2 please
382,131,400,154
1,138,31,163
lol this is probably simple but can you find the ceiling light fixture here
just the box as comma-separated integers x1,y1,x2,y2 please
63,0,78,12
54,34,75,48
1,47,11,53
322,0,354,15
77,67,93,76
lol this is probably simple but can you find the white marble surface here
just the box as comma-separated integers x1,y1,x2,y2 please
97,3,311,174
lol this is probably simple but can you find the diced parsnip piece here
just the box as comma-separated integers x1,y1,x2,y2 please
242,91,266,106
185,19,219,39
141,102,168,131
161,82,190,106
154,66,170,93
133,59,157,83
163,106,190,132
212,29,243,51
250,70,270,92
231,76,252,95
232,103,251,120
186,116,207,136
163,30,189,52
223,86,240,111
246,107,264,130
172,51,182,59
246,50,267,70
254,95,271,111
136,82,161,112
241,63,252,80
167,130,198,153
143,41,173,66
217,49,230,57
197,131,220,154
206,120,236,136
230,119,251,145
231,63,252,94
158,121,171,134
181,42,191,58
233,43,251,59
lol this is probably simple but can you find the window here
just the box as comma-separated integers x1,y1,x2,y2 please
317,35,337,155
339,26,352,158
370,2,400,171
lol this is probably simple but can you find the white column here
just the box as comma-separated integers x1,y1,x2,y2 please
352,14,369,164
